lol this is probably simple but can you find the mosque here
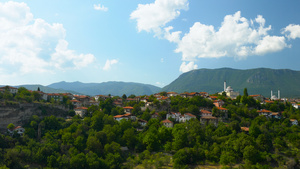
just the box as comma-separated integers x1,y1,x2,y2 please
218,81,240,99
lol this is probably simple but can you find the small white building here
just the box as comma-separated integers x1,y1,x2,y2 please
290,119,298,126
8,126,25,136
162,119,173,128
138,119,148,127
74,107,88,117
0,86,18,94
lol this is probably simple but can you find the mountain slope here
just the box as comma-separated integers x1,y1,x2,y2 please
162,68,300,98
17,85,82,94
48,81,161,96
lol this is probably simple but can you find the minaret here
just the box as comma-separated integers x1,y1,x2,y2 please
271,90,273,99
224,81,226,92
278,90,280,99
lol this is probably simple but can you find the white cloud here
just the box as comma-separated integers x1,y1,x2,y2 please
282,24,300,39
179,61,198,73
160,58,164,63
130,0,188,36
172,11,288,71
51,40,95,70
103,59,118,71
94,4,108,12
254,36,288,55
0,1,95,75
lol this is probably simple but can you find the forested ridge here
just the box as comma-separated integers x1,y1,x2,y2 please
0,87,300,169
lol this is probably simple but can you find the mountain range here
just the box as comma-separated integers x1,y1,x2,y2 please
12,68,300,98
162,68,300,98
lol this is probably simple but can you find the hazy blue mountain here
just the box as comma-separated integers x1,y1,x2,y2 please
162,68,300,98
16,85,82,94
47,81,161,96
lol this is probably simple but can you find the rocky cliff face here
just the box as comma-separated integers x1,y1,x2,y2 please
0,103,69,133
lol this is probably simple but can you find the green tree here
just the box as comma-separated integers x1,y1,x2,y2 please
87,136,103,157
244,88,248,96
220,151,236,167
243,145,260,164
70,153,87,169
7,123,15,130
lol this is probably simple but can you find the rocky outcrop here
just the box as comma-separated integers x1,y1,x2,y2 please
0,102,69,133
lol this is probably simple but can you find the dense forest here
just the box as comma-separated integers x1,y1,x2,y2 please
0,87,300,169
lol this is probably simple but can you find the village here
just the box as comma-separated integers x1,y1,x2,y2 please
2,81,299,137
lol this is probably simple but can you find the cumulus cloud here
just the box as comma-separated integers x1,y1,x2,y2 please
174,11,288,63
0,1,95,74
130,0,188,36
131,1,297,73
282,24,300,39
179,61,198,73
94,4,108,12
103,59,118,71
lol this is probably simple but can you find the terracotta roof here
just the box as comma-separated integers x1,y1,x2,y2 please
209,96,218,99
241,127,249,131
48,93,61,96
123,106,134,109
167,92,177,94
250,95,260,97
264,100,274,103
257,109,272,113
75,107,88,110
0,86,18,89
185,113,196,117
138,119,148,123
162,119,173,123
13,126,23,130
217,107,228,110
290,119,297,122
71,100,81,102
114,115,124,118
123,113,132,117
201,110,212,114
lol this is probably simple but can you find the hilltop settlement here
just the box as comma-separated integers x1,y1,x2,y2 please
0,83,300,169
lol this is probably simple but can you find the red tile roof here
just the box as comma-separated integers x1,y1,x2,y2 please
217,107,228,110
185,113,196,117
257,109,272,113
162,119,173,123
123,106,134,109
201,110,212,114
241,127,249,131
75,107,88,110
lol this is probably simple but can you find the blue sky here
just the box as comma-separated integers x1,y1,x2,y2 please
0,0,300,87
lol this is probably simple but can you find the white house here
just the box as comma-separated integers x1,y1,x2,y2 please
184,113,196,121
138,119,148,127
162,119,173,128
8,126,25,136
74,107,88,117
123,106,134,114
290,119,298,126
0,86,18,94
113,113,136,121
166,112,181,121
166,92,178,97
257,109,273,117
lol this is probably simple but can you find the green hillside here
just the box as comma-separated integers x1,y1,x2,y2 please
162,68,300,98
48,81,161,96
